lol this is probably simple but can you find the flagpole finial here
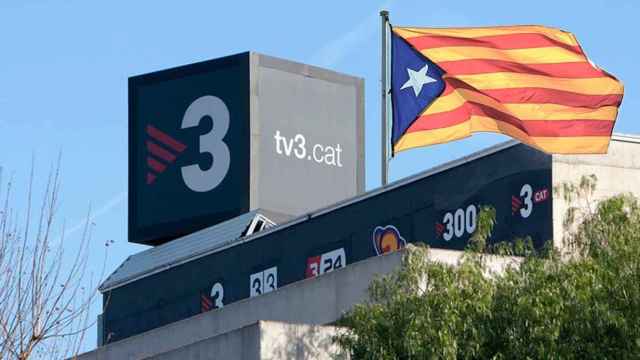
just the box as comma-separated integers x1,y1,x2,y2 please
380,10,389,19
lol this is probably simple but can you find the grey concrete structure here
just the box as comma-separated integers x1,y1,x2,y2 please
552,134,640,249
150,321,347,360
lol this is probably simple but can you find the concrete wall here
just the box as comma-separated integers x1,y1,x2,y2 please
257,321,347,360
149,321,261,360
148,321,347,360
552,136,640,249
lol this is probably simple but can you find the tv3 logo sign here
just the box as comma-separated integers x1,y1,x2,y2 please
201,282,224,312
305,248,346,279
145,95,231,192
512,184,549,218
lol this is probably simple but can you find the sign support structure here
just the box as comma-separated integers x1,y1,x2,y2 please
380,10,390,186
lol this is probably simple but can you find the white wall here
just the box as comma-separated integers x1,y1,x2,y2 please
552,136,640,249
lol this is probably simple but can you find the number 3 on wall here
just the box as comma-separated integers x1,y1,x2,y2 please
181,95,231,192
210,282,224,309
520,184,533,219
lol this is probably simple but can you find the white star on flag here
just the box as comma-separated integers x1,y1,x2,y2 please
400,64,437,97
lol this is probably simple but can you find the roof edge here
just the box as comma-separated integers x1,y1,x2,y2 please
612,133,640,144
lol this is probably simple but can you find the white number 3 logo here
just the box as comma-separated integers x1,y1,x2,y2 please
181,96,231,192
520,184,533,219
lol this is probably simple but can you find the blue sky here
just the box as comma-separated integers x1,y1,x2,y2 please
1,0,638,350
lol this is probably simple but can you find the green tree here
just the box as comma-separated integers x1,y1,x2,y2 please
336,176,640,359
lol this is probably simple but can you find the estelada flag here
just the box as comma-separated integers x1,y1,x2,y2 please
391,25,624,154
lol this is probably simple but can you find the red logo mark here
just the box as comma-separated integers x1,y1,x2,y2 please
435,223,445,238
305,255,321,279
511,195,522,214
145,124,187,185
200,293,213,312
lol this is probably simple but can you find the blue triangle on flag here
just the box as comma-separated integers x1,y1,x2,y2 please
391,31,446,146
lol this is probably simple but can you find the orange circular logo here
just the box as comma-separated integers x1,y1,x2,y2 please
372,225,407,255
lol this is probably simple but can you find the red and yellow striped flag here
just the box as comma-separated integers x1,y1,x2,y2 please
392,25,624,154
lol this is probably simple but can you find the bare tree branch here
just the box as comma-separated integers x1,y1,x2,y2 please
0,160,109,360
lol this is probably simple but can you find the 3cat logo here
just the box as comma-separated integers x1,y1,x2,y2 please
512,183,549,218
372,225,406,255
129,53,250,245
201,282,224,312
144,95,231,192
145,124,187,185
305,248,346,278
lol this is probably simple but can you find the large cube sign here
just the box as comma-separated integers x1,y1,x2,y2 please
129,52,365,245
129,53,250,245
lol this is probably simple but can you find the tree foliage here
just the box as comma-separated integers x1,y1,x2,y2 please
336,176,640,359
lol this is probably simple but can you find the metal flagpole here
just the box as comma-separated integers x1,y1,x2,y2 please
380,10,390,187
